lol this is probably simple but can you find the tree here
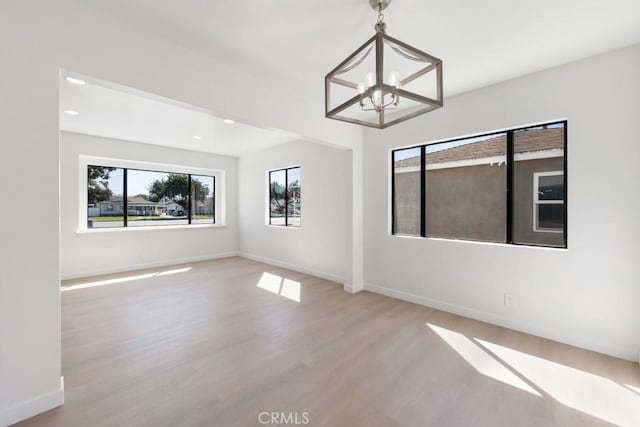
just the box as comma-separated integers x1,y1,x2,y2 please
191,180,210,202
87,166,116,205
270,182,286,213
148,174,209,209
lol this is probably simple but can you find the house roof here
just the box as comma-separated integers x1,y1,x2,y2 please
395,127,564,168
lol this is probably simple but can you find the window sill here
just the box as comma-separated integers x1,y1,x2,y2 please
265,224,302,229
76,224,226,234
390,234,567,251
533,229,564,234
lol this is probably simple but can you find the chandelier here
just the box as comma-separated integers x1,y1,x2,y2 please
325,0,443,129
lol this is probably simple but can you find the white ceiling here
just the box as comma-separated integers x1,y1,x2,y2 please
60,75,301,157
84,0,640,98
64,1,640,154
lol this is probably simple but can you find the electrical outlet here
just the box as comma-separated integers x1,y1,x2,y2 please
504,293,516,308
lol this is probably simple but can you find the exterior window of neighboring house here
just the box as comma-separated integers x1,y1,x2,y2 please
87,165,215,229
391,121,566,248
269,166,301,227
533,172,564,232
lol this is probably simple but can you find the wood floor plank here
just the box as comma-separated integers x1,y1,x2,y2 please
14,257,640,426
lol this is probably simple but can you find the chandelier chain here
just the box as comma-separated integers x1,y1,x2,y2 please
377,4,385,25
374,3,387,33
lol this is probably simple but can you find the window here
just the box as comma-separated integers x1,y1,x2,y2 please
512,125,566,247
533,172,564,232
191,175,215,224
425,134,507,243
87,166,124,228
392,147,421,236
392,121,566,248
86,165,215,229
269,166,301,227
127,170,189,227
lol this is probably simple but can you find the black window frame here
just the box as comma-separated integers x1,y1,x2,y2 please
391,120,567,249
87,164,216,229
269,166,301,227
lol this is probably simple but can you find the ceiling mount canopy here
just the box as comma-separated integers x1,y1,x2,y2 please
325,0,443,129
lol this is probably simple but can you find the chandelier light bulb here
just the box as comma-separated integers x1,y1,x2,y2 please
372,89,382,106
388,71,400,88
357,82,366,94
365,72,376,88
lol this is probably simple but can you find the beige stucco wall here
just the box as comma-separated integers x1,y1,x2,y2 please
426,163,506,242
393,157,564,247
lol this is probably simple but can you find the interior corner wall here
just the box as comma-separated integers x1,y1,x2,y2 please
60,132,238,279
238,140,350,285
362,43,640,361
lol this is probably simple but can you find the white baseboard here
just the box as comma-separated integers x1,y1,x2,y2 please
1,377,64,426
343,283,364,294
364,282,639,363
238,252,344,285
61,252,239,280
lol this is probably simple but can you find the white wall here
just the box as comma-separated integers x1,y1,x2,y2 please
60,132,238,279
0,1,361,425
238,141,350,285
362,43,640,362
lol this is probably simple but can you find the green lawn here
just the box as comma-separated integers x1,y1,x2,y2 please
90,215,213,222
89,216,125,222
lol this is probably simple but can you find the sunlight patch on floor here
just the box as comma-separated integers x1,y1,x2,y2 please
427,323,541,396
156,267,193,277
625,384,640,395
429,322,640,425
61,267,192,292
476,338,640,426
256,272,301,302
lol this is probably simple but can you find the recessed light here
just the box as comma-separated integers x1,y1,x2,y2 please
64,110,79,116
224,119,235,124
192,135,201,140
65,77,85,85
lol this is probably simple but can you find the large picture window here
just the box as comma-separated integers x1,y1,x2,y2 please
392,121,567,248
87,165,215,229
269,166,301,227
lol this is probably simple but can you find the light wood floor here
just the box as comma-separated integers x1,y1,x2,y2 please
16,257,640,426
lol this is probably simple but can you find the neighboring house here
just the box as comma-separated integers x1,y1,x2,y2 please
96,196,188,217
98,196,156,216
394,126,564,246
158,197,183,215
97,198,125,216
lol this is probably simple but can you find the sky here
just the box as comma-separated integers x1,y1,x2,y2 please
98,169,212,197
270,167,300,187
101,169,165,196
